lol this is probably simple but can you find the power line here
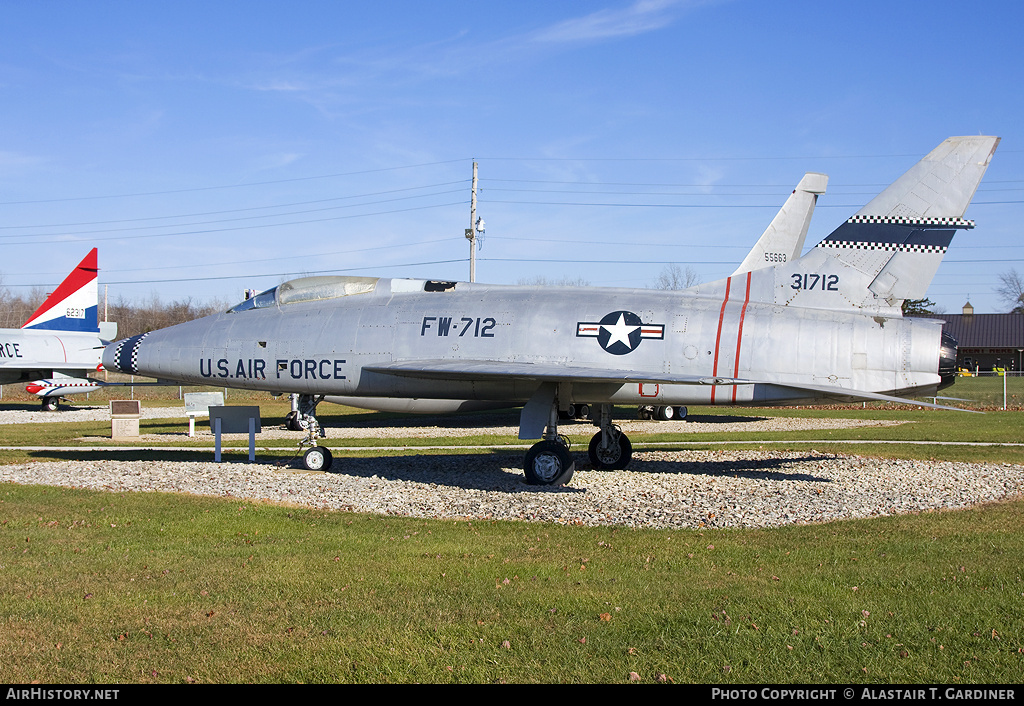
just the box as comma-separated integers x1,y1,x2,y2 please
477,153,926,162
0,159,471,205
480,199,1023,209
4,150,1018,206
101,259,469,285
0,201,468,245
0,181,469,230
486,177,1024,187
0,191,467,240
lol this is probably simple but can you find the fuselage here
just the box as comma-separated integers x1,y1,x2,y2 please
104,276,947,407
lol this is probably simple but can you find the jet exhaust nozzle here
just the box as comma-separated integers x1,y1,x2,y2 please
937,329,959,389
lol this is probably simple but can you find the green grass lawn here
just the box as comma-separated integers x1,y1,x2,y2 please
2,484,1022,684
1,387,1023,683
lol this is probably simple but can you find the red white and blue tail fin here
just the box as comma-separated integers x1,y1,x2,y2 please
20,248,100,333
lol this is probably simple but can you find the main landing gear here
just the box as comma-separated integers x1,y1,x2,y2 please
292,394,333,471
637,405,687,421
587,404,632,471
524,437,575,486
523,402,633,486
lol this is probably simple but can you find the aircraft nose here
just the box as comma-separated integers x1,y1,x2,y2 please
103,333,150,374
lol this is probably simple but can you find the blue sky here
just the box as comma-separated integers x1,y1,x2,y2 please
1,0,1021,314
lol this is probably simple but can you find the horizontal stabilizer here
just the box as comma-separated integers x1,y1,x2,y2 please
767,381,980,413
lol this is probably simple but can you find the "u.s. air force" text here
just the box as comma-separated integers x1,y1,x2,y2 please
199,358,346,380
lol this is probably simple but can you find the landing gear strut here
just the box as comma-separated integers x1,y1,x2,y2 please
523,397,575,486
294,394,332,471
285,393,308,431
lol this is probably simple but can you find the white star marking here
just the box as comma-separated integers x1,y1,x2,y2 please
602,313,640,350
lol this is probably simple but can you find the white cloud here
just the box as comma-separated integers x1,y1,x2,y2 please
529,0,691,44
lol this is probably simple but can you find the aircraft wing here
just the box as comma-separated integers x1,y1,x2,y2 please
366,359,975,413
364,359,746,386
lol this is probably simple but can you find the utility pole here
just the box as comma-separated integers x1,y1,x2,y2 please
465,161,480,282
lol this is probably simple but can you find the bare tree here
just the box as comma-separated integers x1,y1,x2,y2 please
105,294,229,339
0,279,50,328
654,264,699,290
996,270,1024,313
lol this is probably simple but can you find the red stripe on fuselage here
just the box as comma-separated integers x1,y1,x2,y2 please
710,277,732,404
732,271,752,402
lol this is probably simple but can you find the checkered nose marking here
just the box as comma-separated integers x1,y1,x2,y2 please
112,333,149,374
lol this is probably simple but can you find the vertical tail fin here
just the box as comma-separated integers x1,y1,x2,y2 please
732,172,828,276
812,136,1000,308
20,248,100,333
699,137,1000,312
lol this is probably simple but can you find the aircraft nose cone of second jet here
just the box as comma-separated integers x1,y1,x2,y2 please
103,333,150,375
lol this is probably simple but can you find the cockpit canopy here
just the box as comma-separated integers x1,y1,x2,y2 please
228,276,378,313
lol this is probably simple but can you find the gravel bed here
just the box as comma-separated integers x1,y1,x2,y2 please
2,449,1022,530
95,412,908,441
2,406,1020,529
0,406,181,425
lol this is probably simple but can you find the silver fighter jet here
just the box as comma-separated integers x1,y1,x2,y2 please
324,170,828,419
104,136,998,485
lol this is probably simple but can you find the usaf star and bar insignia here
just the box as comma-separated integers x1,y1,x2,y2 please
576,310,665,355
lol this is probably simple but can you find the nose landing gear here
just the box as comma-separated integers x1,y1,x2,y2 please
293,394,332,471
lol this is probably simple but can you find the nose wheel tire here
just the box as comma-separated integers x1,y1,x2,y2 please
302,446,333,471
524,440,575,486
285,411,309,431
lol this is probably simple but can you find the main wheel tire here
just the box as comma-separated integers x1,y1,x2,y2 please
655,405,674,421
524,440,575,486
588,431,633,470
302,446,333,471
675,406,688,420
41,397,60,412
